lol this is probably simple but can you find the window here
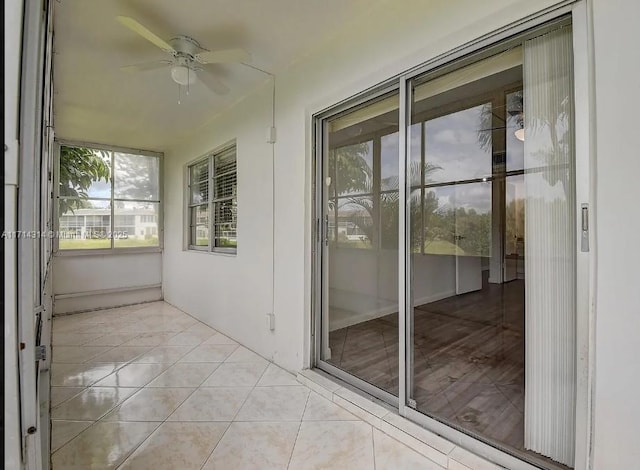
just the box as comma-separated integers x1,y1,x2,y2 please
187,145,237,253
56,144,162,251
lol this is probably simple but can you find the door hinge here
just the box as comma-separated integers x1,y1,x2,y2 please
35,345,47,362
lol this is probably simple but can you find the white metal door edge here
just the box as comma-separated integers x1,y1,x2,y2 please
570,1,596,469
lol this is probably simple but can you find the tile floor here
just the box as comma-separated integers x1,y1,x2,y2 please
51,301,444,470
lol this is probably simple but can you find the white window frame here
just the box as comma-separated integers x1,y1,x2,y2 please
185,142,238,255
53,140,164,255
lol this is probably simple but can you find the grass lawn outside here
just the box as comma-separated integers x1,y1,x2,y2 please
423,240,466,256
59,237,159,250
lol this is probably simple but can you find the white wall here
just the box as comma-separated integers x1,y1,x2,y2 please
163,86,277,363
591,0,640,468
52,252,162,314
163,0,569,371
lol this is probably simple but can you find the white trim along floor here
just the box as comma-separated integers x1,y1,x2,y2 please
50,301,501,469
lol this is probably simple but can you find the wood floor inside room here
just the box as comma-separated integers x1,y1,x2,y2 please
327,274,526,452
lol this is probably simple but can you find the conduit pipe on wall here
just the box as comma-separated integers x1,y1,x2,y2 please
240,62,277,330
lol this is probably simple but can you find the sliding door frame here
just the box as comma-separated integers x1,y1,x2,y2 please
312,1,593,469
312,82,402,406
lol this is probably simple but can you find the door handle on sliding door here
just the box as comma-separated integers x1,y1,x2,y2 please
324,215,329,246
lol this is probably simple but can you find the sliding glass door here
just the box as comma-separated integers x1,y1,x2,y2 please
318,91,400,399
316,17,580,470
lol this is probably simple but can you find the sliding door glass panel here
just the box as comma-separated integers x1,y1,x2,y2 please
322,92,400,396
408,24,575,469
424,105,493,184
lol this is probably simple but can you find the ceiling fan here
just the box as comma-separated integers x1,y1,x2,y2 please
117,16,250,96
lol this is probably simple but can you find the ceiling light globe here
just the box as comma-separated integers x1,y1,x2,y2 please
171,65,196,86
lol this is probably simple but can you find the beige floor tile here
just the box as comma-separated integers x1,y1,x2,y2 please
71,323,124,335
288,421,375,470
52,332,105,346
88,346,151,363
121,331,178,347
256,363,300,386
373,429,443,470
147,362,220,388
123,320,190,333
185,321,218,334
51,420,93,452
53,321,117,335
51,421,159,470
93,363,170,387
179,344,238,363
169,387,251,421
202,422,300,470
49,304,464,470
51,362,124,387
119,421,229,470
134,345,195,363
202,362,268,387
203,333,238,345
52,386,138,420
88,332,142,347
303,392,359,421
102,387,195,422
166,330,215,346
235,386,310,422
224,345,267,364
51,387,85,407
52,345,113,363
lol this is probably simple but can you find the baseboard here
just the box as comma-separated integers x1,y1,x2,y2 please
328,289,456,331
53,285,162,315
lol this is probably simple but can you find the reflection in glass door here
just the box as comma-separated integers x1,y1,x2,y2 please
407,25,576,468
316,18,579,470
319,91,400,399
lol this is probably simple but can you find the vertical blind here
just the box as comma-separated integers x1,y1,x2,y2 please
523,25,576,467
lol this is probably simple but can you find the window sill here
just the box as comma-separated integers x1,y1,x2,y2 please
185,247,237,257
54,247,163,257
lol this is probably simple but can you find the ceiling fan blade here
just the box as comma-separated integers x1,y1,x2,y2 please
120,60,173,73
195,48,249,64
197,69,230,95
117,16,175,55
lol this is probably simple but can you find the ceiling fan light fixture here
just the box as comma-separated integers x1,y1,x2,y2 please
171,64,197,86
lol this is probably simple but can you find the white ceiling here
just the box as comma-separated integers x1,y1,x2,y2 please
53,0,371,152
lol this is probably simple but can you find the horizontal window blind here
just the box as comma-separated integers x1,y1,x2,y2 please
187,145,237,252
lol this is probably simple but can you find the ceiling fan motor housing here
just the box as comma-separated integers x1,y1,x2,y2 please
170,35,202,58
169,36,202,85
